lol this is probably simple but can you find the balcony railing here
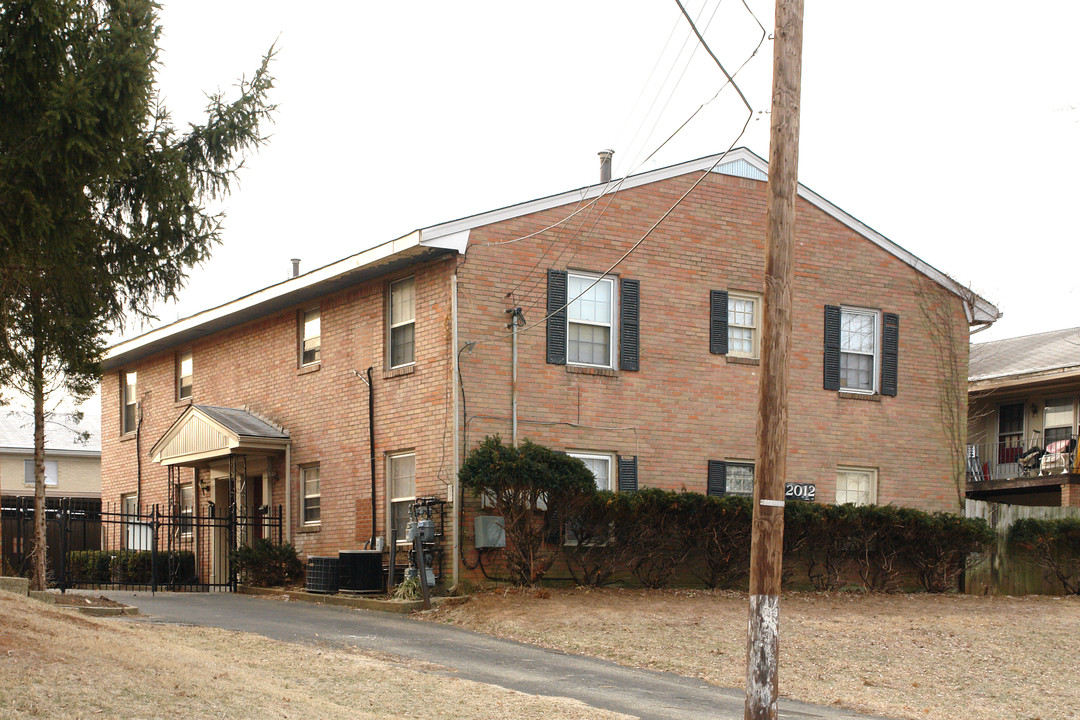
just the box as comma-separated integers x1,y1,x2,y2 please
966,434,1077,483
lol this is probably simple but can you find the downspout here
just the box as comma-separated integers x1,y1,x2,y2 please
284,443,292,543
135,402,143,510
367,366,376,548
507,307,524,446
451,272,461,587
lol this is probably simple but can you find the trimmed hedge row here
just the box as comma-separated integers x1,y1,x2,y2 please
563,488,994,592
1009,518,1080,594
66,550,196,585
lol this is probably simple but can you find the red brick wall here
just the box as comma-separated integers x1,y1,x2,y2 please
101,256,458,560
456,171,970,520
101,169,973,579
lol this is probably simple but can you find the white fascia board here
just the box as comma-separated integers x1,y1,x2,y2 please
106,230,423,363
0,447,101,458
418,147,1000,325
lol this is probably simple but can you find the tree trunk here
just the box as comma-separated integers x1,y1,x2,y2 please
32,331,47,591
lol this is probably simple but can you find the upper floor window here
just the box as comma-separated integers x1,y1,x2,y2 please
300,308,321,366
389,277,416,368
121,371,137,434
567,273,615,367
568,452,613,491
177,350,193,400
728,293,760,358
1043,397,1075,445
836,466,877,505
840,308,879,393
24,460,58,487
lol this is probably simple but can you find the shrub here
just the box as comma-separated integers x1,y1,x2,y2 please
786,503,859,590
562,490,632,587
65,550,196,586
903,512,993,592
622,489,693,589
460,436,597,585
847,505,909,592
231,539,303,587
1009,518,1080,595
680,494,752,589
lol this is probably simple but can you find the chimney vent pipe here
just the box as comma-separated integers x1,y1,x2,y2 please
290,258,301,278
598,149,614,184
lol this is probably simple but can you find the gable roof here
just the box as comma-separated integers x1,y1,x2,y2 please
0,410,100,456
149,405,289,466
970,327,1080,385
105,147,999,370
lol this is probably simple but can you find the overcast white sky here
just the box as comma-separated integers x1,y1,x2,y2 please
131,0,1077,347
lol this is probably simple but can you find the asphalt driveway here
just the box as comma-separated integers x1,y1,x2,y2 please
99,590,883,720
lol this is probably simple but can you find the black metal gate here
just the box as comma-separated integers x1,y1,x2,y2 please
2,496,282,592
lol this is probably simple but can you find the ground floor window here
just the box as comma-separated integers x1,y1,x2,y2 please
301,465,320,524
726,461,755,496
836,467,877,505
179,484,195,537
568,452,613,491
388,453,416,543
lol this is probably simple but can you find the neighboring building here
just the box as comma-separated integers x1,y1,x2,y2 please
101,148,999,585
967,327,1080,507
0,409,101,502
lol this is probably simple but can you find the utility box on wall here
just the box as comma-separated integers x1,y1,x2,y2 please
474,515,505,548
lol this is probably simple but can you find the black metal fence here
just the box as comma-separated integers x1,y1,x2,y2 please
1,496,282,592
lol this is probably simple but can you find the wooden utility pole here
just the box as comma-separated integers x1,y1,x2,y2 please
745,1,804,719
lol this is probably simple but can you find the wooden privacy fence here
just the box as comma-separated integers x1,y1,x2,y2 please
965,499,1080,595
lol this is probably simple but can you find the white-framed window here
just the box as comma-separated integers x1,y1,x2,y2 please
726,461,755,496
840,308,879,393
568,452,613,491
388,452,416,543
1043,397,1075,445
300,308,321,366
728,293,760,358
836,466,877,506
177,350,193,400
389,277,416,368
121,370,137,434
121,492,138,518
179,483,195,537
567,272,615,368
301,465,320,524
23,460,58,487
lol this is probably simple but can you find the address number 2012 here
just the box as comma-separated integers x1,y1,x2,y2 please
785,482,816,502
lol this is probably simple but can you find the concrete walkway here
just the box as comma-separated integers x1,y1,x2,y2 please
99,590,884,720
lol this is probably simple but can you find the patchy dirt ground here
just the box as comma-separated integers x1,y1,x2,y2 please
425,588,1080,720
0,591,630,720
49,593,128,608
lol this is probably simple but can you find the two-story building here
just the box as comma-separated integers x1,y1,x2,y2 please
967,327,1080,506
101,148,999,586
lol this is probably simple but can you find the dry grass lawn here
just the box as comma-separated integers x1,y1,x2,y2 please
0,591,631,720
426,588,1080,720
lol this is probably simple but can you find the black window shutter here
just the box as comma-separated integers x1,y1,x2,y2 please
617,455,638,493
620,278,640,371
546,270,568,365
710,290,729,354
823,305,841,390
707,460,727,497
881,312,899,397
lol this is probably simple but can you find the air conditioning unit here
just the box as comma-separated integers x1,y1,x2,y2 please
305,556,339,594
474,515,505,548
338,550,382,593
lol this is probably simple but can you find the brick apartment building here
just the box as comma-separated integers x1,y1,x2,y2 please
101,148,1000,585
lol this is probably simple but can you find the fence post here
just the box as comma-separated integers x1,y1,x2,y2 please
229,503,237,592
150,504,158,596
57,499,68,594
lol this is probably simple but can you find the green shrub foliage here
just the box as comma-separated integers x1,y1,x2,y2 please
679,493,752,589
905,512,995,592
460,436,596,585
1009,518,1080,595
563,491,632,587
231,539,303,587
65,550,196,585
622,489,695,589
